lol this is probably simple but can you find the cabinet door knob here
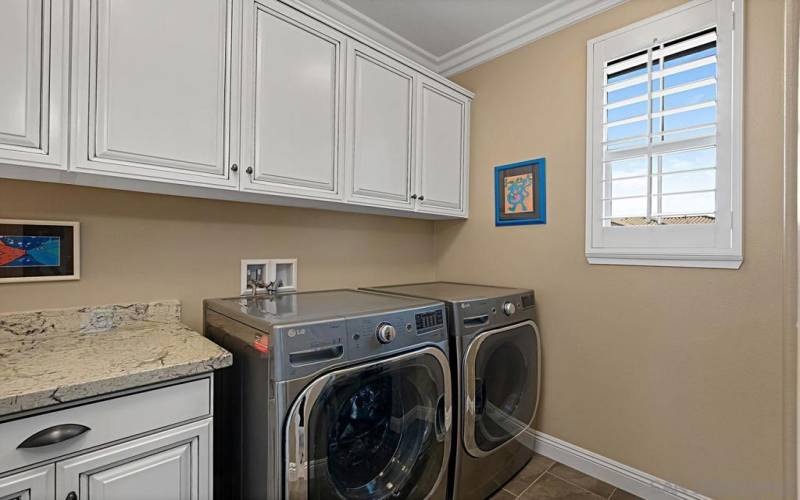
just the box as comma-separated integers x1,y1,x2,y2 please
230,164,238,172
66,492,77,500
418,195,425,201
246,166,253,175
410,194,417,200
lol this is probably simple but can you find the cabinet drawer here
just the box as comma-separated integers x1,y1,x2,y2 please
0,378,210,474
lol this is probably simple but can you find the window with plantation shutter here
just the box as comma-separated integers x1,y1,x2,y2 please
585,0,742,269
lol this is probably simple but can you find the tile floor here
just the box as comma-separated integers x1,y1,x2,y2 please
489,454,643,500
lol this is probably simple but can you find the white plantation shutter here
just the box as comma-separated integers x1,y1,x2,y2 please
585,0,742,268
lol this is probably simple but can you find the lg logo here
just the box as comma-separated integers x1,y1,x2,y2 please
287,328,307,338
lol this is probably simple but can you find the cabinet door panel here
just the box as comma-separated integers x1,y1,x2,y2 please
346,43,414,208
86,444,191,500
56,419,211,500
416,78,469,216
0,0,68,169
241,0,345,199
0,465,54,500
0,0,41,150
72,0,237,188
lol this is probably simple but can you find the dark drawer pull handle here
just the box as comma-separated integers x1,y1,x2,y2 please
18,424,90,449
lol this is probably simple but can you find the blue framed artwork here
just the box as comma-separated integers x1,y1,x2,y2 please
495,158,546,226
0,220,80,283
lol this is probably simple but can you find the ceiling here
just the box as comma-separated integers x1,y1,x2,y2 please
299,0,628,75
337,0,556,58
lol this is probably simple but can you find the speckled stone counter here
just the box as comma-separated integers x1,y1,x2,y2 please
0,300,232,417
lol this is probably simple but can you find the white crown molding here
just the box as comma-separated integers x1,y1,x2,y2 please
527,430,711,500
438,0,629,76
296,0,440,69
295,0,628,77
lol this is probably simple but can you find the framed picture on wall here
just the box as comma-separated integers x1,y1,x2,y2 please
0,220,80,283
495,158,546,226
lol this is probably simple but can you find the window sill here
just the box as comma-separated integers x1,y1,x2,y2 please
586,254,743,269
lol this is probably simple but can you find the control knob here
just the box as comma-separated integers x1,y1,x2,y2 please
502,302,516,316
376,323,397,344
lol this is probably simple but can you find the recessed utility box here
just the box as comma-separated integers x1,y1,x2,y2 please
241,259,269,295
270,258,297,292
240,258,298,295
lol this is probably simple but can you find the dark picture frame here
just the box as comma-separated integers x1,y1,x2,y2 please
494,158,546,226
0,220,80,283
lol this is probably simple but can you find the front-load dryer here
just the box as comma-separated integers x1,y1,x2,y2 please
204,289,452,500
364,282,541,500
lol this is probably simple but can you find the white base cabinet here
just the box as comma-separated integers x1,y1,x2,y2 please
56,420,211,500
0,465,54,500
0,378,214,500
0,0,472,219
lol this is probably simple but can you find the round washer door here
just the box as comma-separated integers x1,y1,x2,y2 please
463,320,541,457
285,347,451,500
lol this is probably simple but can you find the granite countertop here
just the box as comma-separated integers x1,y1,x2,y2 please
0,300,232,417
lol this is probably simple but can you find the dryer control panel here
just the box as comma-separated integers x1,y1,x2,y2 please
455,292,536,335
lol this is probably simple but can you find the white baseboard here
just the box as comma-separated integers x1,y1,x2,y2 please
529,431,710,500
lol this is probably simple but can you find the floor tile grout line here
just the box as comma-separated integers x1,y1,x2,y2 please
609,487,618,499
514,460,556,498
514,471,547,498
538,470,608,499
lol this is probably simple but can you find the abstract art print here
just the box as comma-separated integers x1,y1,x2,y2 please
495,158,546,226
0,220,80,283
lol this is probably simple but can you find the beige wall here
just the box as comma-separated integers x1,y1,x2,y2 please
0,179,437,330
0,0,792,498
436,0,789,498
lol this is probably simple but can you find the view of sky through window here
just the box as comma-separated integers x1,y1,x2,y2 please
602,28,718,226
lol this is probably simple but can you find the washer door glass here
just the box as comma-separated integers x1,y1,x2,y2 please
467,321,540,455
303,352,448,499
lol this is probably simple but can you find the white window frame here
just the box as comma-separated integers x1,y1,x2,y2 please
585,0,743,269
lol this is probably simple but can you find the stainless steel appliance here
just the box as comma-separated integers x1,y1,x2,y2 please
204,289,452,499
364,283,540,500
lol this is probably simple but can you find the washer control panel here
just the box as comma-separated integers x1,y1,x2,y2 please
415,309,444,333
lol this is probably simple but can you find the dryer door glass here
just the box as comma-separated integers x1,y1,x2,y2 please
299,350,449,499
465,321,540,456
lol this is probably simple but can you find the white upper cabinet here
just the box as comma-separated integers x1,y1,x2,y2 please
240,0,346,200
0,0,472,219
415,77,470,217
0,0,69,170
417,77,469,216
70,0,239,188
345,42,415,210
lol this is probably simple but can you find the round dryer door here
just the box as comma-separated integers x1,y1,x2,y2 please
285,347,451,500
463,320,541,457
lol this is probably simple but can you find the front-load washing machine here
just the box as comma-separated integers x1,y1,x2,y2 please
364,283,541,500
204,289,452,499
